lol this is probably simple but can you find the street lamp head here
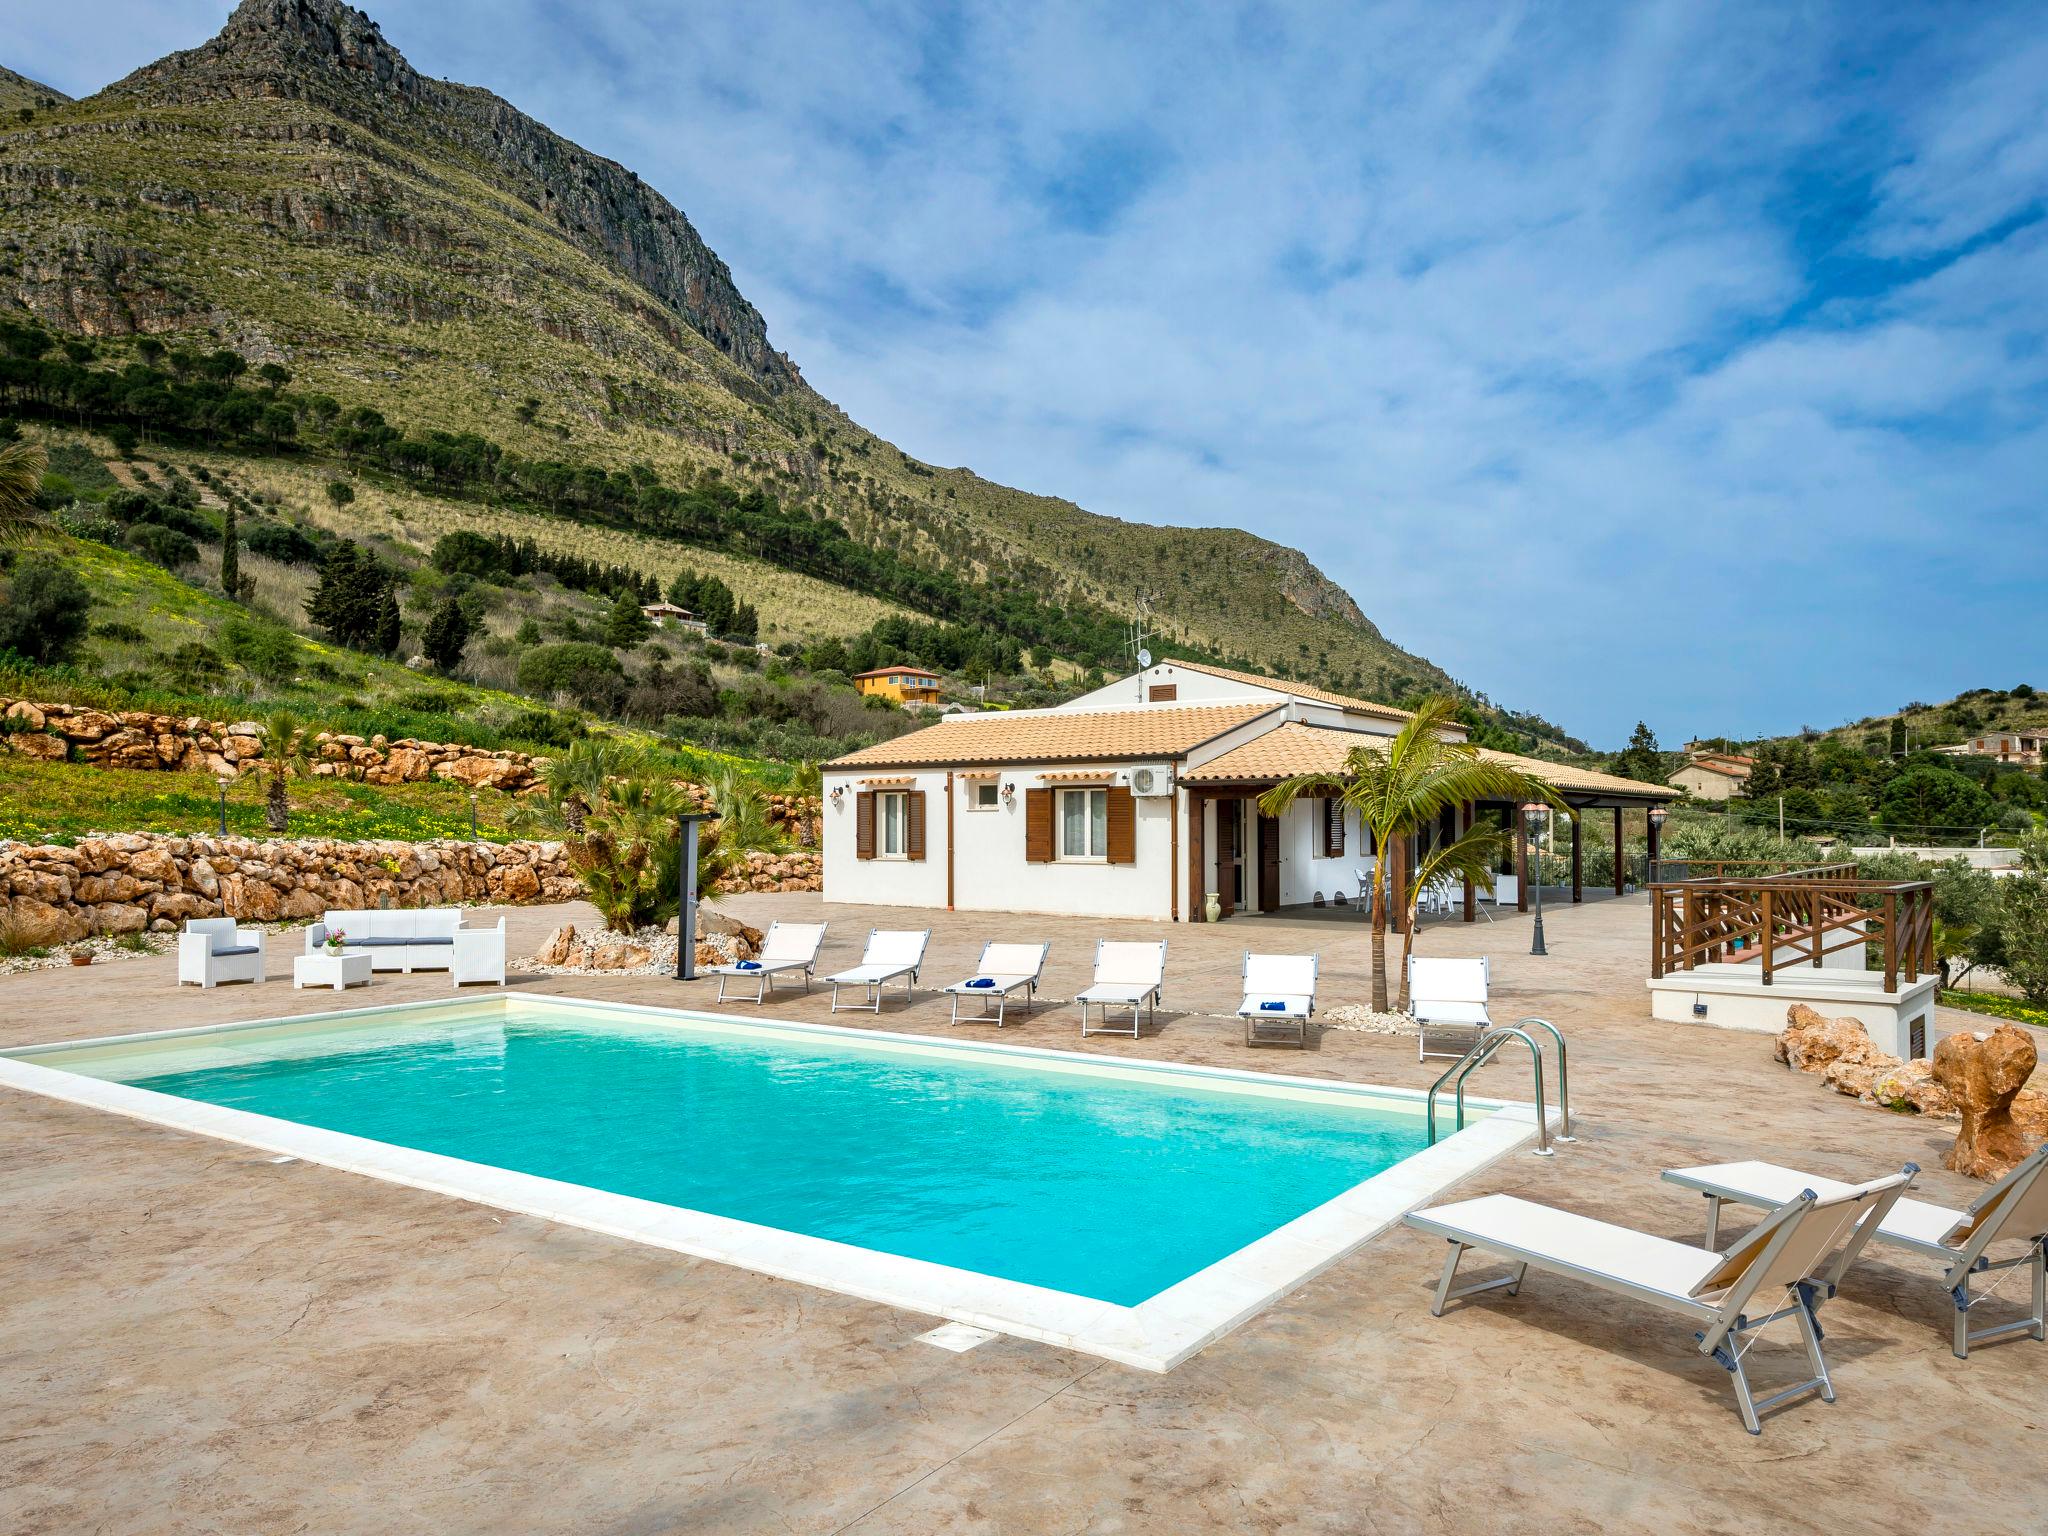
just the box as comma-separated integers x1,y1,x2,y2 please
1648,805,1670,828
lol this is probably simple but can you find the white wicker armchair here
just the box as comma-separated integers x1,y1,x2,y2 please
178,917,267,989
450,916,507,988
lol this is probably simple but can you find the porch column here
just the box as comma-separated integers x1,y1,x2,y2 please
1570,807,1582,905
1613,806,1626,895
1515,808,1529,913
1186,790,1206,921
1461,803,1476,922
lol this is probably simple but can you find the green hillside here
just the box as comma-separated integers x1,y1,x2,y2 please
0,66,68,116
0,0,1572,745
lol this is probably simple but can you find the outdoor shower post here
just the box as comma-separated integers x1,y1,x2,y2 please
674,812,717,982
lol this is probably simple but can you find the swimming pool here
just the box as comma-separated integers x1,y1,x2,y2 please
1,997,1537,1368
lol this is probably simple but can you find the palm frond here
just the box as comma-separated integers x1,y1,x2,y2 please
0,440,50,546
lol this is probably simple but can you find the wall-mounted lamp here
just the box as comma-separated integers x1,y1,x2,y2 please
829,785,845,804
1002,781,1017,804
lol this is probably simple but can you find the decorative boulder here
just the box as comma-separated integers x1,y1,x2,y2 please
1933,1025,2044,1180
534,923,578,966
1775,1003,1881,1074
590,941,652,970
1869,1058,1957,1117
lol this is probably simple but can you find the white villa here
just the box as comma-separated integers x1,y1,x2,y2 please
822,660,1678,923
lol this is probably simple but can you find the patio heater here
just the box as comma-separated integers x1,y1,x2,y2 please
1522,802,1551,957
673,812,718,982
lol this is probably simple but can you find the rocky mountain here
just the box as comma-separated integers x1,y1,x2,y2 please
0,65,70,116
0,0,1479,713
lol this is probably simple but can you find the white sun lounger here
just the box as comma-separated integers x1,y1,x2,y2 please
1405,1168,1915,1434
1237,952,1317,1048
826,928,930,1013
1075,940,1167,1038
1408,956,1493,1062
1664,1144,2048,1358
940,941,1050,1027
704,920,827,1004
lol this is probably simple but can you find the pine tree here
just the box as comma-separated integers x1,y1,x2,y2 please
219,500,239,599
422,597,471,671
1612,722,1667,785
373,589,401,656
605,589,652,648
305,543,390,649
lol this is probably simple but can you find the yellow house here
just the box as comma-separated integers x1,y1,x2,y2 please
854,665,943,705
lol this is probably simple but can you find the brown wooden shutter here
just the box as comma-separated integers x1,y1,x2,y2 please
855,791,875,860
1148,683,1178,702
1105,786,1136,864
1324,798,1346,857
906,790,927,861
1024,788,1053,862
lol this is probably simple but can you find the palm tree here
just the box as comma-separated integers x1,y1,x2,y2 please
260,710,310,834
517,738,637,835
0,439,51,545
788,759,823,847
1259,696,1565,1012
1392,820,1519,1009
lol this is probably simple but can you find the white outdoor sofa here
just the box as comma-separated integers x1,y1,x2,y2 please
1409,956,1494,1062
1405,1167,1915,1435
1665,1143,2048,1359
940,941,1050,1027
178,917,267,989
1076,940,1167,1038
704,920,827,1004
1238,952,1317,1048
305,908,504,985
826,928,930,1014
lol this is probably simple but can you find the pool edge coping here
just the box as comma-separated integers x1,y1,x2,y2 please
0,993,1543,1372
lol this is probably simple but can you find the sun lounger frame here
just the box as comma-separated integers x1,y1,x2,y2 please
1076,939,1167,1038
826,928,930,1014
941,941,1050,1028
708,920,827,1004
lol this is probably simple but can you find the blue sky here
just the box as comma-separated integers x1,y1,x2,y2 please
17,1,2048,747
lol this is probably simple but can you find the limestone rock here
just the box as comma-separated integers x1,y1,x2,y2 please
219,872,282,921
3,896,89,946
1870,1058,1957,1117
488,862,540,902
590,941,652,970
535,924,578,966
8,732,66,760
1776,1004,1880,1074
1933,1025,2044,1180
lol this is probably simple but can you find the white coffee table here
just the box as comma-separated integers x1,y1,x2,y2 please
294,947,373,992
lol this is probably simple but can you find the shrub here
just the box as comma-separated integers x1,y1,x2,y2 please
217,614,301,681
431,530,504,578
0,554,92,664
517,641,623,710
243,519,322,566
127,522,200,569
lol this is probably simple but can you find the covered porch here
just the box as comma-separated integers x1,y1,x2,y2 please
1180,723,1679,927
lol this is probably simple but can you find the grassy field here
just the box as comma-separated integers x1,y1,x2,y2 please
1939,989,2048,1028
0,755,526,844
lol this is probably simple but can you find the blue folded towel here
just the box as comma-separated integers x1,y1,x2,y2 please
966,977,995,989
736,960,762,971
1259,1000,1287,1011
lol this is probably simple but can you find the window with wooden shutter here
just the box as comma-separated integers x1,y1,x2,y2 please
1323,798,1346,858
1105,785,1136,864
1148,683,1177,702
906,789,927,861
1024,788,1053,862
855,791,876,860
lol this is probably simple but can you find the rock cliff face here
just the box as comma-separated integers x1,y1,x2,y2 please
100,0,796,391
0,65,71,115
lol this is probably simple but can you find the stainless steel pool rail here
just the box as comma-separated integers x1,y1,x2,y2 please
1426,1016,1573,1155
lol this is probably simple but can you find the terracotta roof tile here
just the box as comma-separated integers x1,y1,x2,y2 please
826,702,1280,770
1183,722,1679,799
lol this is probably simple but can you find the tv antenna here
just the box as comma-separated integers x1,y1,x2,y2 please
1126,594,1157,700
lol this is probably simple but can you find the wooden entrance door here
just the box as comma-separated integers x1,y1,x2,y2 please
1258,814,1281,912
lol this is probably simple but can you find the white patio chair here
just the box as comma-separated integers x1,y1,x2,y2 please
1353,861,1376,916
826,928,930,1013
1664,1143,2048,1358
704,920,827,1004
1409,956,1492,1062
1238,951,1317,1047
451,916,507,988
1405,1168,1915,1435
1076,939,1167,1037
940,941,1050,1027
177,916,266,989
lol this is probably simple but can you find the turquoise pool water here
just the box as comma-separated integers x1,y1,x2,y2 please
46,1005,1439,1306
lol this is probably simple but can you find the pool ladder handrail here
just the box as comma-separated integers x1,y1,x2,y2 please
1425,1016,1573,1155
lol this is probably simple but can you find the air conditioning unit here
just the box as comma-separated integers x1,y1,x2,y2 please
1127,763,1175,797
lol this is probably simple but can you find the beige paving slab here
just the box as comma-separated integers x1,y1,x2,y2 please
1,892,2041,1535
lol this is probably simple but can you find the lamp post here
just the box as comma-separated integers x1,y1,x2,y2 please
673,812,718,982
469,792,479,843
1647,804,1669,884
1523,802,1550,956
216,776,230,837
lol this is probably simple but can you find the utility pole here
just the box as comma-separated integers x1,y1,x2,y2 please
1778,795,1785,844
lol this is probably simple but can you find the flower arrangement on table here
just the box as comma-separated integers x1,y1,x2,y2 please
323,928,349,955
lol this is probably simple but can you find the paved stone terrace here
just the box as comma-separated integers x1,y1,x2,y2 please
2,893,2042,1534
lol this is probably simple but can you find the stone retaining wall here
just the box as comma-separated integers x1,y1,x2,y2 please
0,833,823,948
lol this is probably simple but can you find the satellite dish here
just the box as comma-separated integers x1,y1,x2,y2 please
1137,648,1153,668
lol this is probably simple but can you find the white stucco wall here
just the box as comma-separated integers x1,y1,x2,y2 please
820,769,952,911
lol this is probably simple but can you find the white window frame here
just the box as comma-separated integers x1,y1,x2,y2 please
1057,787,1109,862
967,780,1000,812
877,790,909,860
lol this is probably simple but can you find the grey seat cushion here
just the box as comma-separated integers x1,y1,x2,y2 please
409,936,454,946
212,944,260,957
350,937,415,948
